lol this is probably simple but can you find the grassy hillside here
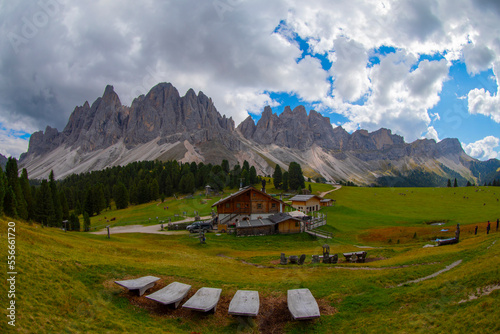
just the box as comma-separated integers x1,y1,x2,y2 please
1,186,499,333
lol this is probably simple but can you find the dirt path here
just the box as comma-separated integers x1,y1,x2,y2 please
90,215,211,235
319,185,341,197
396,259,463,287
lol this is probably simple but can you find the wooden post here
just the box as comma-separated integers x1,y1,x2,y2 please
106,225,110,239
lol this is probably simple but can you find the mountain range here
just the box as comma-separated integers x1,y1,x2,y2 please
19,83,500,186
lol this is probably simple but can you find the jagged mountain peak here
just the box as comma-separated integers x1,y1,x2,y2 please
18,82,491,185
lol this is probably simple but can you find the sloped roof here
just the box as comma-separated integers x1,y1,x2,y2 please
268,212,301,224
212,186,285,207
290,194,323,202
237,219,274,228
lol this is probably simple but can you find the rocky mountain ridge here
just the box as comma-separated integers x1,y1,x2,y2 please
19,82,498,185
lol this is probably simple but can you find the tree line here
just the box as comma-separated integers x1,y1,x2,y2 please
0,158,265,228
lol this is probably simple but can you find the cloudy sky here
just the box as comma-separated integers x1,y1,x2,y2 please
1,0,499,160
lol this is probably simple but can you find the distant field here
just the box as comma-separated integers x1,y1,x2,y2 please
2,185,499,333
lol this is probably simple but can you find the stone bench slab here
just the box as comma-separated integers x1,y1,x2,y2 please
287,288,320,320
145,282,191,308
228,290,259,317
182,287,222,312
114,276,160,296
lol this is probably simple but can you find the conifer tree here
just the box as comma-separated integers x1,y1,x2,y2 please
454,178,458,187
20,169,34,220
49,171,62,226
35,180,54,226
249,166,257,185
288,162,305,191
83,211,91,232
113,182,129,209
3,187,17,217
69,212,80,231
5,158,28,220
60,191,69,220
0,167,5,215
273,164,283,189
282,171,289,191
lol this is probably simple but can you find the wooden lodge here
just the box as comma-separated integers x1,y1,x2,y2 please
212,186,287,225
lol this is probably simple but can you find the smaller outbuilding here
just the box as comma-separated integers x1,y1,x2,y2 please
290,194,323,213
234,212,303,236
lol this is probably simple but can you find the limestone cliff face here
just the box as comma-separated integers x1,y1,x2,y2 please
22,83,239,161
240,105,338,150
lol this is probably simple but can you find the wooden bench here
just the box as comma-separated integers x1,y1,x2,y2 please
228,290,259,317
437,237,458,246
182,287,222,313
287,288,320,320
342,251,367,263
145,282,191,308
114,276,160,296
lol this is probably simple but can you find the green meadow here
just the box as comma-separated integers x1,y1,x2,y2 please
1,185,499,333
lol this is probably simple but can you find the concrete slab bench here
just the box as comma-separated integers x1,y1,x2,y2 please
228,290,259,317
342,251,367,263
182,287,222,313
114,276,160,296
145,282,191,308
287,288,320,320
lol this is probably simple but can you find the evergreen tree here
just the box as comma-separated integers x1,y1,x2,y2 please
447,179,452,187
0,167,5,215
60,191,70,220
113,182,129,209
3,187,17,217
179,172,195,194
282,171,289,191
150,179,160,201
454,178,458,187
249,166,257,185
35,180,54,226
288,162,305,191
69,212,80,231
83,211,91,232
94,184,106,215
164,176,173,197
221,159,230,174
466,180,471,187
49,171,62,226
137,179,151,204
243,160,250,172
308,184,312,193
273,164,283,189
20,169,34,220
5,158,28,220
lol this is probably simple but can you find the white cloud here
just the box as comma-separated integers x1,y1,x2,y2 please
0,128,30,158
423,126,440,142
467,62,500,123
463,136,499,160
0,0,499,151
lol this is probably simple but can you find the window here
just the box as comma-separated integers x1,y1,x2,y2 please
257,203,262,209
271,203,276,208
295,222,300,227
236,203,241,208
225,203,230,208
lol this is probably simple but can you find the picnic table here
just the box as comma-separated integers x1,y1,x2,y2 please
287,288,320,320
182,287,222,313
342,251,367,263
114,276,160,296
228,290,259,317
145,282,191,308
